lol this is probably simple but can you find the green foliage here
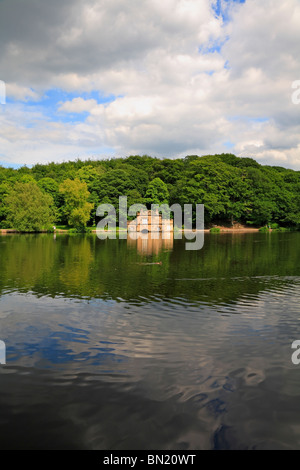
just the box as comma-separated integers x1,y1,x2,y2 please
68,226,92,234
59,178,93,229
38,177,59,195
0,154,299,231
37,177,61,209
4,182,55,232
76,165,105,188
210,227,221,233
272,226,291,232
90,168,136,206
144,177,169,206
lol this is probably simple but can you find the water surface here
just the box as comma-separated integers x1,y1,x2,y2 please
0,232,299,449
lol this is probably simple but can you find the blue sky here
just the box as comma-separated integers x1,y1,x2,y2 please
6,89,117,124
212,0,245,21
0,0,300,169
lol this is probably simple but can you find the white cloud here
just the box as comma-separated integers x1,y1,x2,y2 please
6,83,40,102
0,0,300,169
58,97,98,114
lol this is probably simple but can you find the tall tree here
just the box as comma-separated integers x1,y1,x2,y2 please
59,178,93,229
4,182,55,232
144,177,169,206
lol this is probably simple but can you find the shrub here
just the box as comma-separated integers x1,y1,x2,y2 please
273,226,290,232
259,226,270,232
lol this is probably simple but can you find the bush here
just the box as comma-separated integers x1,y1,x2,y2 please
272,226,290,232
210,227,221,233
259,226,270,232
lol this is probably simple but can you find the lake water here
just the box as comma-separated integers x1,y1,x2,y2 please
0,231,300,450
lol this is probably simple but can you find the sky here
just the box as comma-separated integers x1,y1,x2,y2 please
0,0,300,169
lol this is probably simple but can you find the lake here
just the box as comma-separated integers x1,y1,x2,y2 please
0,231,300,450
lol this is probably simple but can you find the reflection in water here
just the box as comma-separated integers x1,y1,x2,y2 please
0,232,300,449
127,232,174,255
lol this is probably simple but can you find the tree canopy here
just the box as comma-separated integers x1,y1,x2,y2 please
0,154,299,231
4,181,55,232
59,178,93,230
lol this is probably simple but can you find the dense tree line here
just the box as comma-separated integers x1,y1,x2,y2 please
0,154,299,231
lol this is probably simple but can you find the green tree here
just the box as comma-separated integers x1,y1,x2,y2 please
144,177,169,206
59,178,93,229
0,154,299,230
38,177,60,205
76,165,105,188
90,169,137,205
0,181,12,227
4,182,55,232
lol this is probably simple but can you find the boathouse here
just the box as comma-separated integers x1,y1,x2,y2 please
128,209,174,233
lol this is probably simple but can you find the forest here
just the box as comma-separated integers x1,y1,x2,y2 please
0,153,299,232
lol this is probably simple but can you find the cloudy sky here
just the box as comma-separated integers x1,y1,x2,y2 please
0,0,299,169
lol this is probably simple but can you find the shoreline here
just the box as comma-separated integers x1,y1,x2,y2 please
208,228,260,233
0,227,261,234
